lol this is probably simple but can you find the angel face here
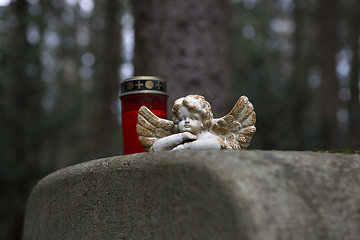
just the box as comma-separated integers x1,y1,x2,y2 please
176,107,203,135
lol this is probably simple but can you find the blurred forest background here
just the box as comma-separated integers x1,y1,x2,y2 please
0,0,359,239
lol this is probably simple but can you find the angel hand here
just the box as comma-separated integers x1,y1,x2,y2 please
151,133,197,151
171,136,224,151
171,143,189,151
181,132,197,141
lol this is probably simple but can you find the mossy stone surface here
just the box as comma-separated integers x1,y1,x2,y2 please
23,150,360,240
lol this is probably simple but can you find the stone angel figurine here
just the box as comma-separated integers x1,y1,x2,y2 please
136,95,256,151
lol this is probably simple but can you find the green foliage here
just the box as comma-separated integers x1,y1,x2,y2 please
313,149,360,154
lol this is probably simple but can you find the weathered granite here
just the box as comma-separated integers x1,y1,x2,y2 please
23,150,360,240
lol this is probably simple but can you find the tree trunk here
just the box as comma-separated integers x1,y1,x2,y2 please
132,0,231,117
2,1,44,239
93,0,122,154
290,0,309,149
348,1,360,149
317,0,339,149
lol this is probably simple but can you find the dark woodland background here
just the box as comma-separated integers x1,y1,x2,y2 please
0,0,359,238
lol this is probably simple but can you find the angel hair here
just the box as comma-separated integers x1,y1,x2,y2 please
172,95,214,130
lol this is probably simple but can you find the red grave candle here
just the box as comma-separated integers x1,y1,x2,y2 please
120,76,168,155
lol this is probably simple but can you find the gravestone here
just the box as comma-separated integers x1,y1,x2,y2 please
23,150,360,239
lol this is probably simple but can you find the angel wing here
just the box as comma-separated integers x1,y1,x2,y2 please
211,96,256,150
136,106,176,151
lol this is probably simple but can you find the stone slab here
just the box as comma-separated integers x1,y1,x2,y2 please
23,150,360,239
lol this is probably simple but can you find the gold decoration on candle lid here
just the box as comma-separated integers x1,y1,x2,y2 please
120,76,167,96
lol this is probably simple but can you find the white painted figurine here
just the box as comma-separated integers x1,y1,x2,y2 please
136,95,256,151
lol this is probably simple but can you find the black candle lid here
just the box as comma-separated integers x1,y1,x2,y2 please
120,76,167,96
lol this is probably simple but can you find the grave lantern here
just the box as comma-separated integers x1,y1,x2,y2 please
120,76,168,155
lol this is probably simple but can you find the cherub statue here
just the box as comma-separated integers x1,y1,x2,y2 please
136,95,256,151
